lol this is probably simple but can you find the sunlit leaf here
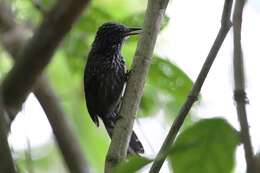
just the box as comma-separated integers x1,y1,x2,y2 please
170,118,239,173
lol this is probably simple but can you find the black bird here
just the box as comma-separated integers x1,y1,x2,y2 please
84,22,144,154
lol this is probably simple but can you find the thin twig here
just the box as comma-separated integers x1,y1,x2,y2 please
0,2,90,173
105,0,169,172
149,0,233,172
232,0,256,172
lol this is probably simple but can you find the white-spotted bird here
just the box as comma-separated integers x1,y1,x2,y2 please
84,22,144,154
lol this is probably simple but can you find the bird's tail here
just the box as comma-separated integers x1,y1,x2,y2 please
102,113,144,154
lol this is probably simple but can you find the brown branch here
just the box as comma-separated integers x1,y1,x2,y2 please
105,0,170,172
1,0,90,119
34,77,90,173
232,0,257,172
0,1,90,173
149,0,233,172
0,93,16,173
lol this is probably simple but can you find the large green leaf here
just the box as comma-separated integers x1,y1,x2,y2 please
139,56,193,117
114,155,152,173
170,118,239,173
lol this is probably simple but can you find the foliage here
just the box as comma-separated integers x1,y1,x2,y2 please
170,118,240,173
140,56,193,117
0,0,241,173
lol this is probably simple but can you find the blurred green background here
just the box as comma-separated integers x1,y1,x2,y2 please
0,0,240,172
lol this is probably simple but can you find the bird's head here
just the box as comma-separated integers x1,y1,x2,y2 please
92,22,142,53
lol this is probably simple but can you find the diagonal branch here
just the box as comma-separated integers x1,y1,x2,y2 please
34,77,91,173
1,0,90,120
232,0,256,172
105,0,170,172
0,1,90,173
149,0,233,172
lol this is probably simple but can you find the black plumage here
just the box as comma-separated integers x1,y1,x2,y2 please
84,22,144,154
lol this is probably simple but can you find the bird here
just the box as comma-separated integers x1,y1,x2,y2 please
83,22,144,154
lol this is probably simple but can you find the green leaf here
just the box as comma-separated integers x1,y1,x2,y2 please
139,56,193,117
170,118,239,173
139,84,160,116
114,156,152,173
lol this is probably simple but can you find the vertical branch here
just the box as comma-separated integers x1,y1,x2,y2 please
149,0,233,172
232,0,256,172
0,94,16,173
105,0,169,172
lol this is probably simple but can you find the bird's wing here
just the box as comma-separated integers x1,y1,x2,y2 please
84,67,100,126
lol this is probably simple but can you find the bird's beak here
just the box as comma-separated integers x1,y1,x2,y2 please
125,27,142,36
